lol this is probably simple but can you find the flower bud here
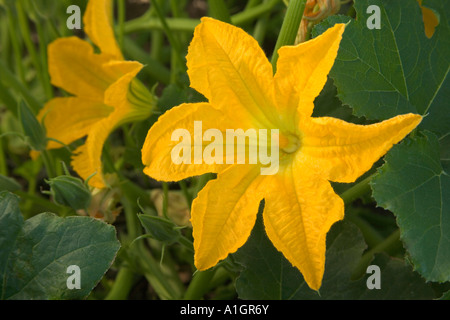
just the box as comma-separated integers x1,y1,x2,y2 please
138,214,181,245
46,175,92,211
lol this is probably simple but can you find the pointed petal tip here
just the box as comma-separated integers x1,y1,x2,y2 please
194,252,216,272
199,16,218,25
322,22,346,41
397,113,423,131
408,113,423,124
306,278,323,292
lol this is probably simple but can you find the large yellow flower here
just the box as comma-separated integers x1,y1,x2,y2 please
141,18,421,290
38,0,155,188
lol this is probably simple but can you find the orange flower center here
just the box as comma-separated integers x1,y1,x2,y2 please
279,133,301,154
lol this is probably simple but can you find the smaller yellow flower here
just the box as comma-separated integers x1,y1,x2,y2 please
38,0,155,188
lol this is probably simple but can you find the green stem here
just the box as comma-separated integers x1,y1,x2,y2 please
139,246,183,299
150,0,186,71
253,0,271,44
245,0,262,10
208,0,232,23
34,18,53,100
169,0,183,19
46,17,62,39
0,136,6,176
271,0,307,71
0,9,10,65
162,182,169,219
178,235,194,253
16,0,52,100
121,186,183,299
233,0,281,26
150,29,163,61
183,269,217,300
23,172,37,215
15,190,62,213
6,6,27,87
169,0,189,85
124,17,198,34
0,60,41,113
41,150,56,179
123,196,140,240
122,37,171,85
178,180,192,208
104,266,135,300
346,211,384,248
123,0,282,34
351,229,402,280
0,80,18,117
207,267,233,292
192,173,214,200
117,0,126,52
339,174,373,205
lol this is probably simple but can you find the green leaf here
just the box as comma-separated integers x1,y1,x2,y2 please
313,78,364,124
234,214,435,299
440,132,450,172
313,0,450,138
0,174,21,192
18,100,47,151
371,131,450,283
313,0,450,284
0,192,120,300
157,83,206,114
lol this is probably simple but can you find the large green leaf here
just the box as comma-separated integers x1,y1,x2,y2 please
371,131,450,282
0,192,120,300
314,0,449,138
234,214,434,299
313,0,450,284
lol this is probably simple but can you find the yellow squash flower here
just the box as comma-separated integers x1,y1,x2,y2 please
37,0,154,188
141,18,422,290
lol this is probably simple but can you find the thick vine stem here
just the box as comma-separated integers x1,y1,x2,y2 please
183,269,217,300
271,0,307,70
340,174,374,205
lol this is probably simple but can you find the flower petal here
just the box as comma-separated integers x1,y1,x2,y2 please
71,143,101,188
38,97,113,149
48,37,127,98
84,0,123,59
103,61,146,118
262,164,344,291
274,23,345,128
71,109,127,189
187,17,278,129
72,61,146,189
298,113,422,183
142,103,240,182
192,165,265,270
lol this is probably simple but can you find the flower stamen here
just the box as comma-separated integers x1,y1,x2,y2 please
279,133,301,154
